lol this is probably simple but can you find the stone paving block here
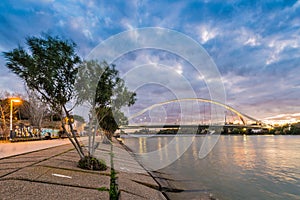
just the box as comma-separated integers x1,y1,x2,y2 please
0,169,16,178
0,180,109,200
93,150,111,167
55,155,80,162
37,158,78,170
59,149,80,156
119,191,146,200
18,145,73,158
0,156,48,163
118,171,163,199
112,147,146,173
37,158,111,176
113,157,141,166
0,161,36,170
37,168,110,189
4,166,50,180
114,162,146,174
119,171,160,189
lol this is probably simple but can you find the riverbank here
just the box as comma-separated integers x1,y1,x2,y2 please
115,137,214,200
0,138,167,199
109,137,167,199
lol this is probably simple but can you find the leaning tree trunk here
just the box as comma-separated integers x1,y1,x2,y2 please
60,120,84,158
91,120,99,156
62,105,85,159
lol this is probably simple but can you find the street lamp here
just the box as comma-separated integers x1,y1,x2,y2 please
9,98,22,140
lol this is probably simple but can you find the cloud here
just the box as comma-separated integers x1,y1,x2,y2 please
221,66,300,119
264,112,300,124
239,28,261,47
265,37,300,65
0,72,25,94
111,50,205,112
0,0,299,121
196,24,219,44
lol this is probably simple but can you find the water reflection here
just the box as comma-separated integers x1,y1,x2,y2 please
157,137,163,161
138,137,147,153
175,136,180,157
232,135,257,170
122,135,300,200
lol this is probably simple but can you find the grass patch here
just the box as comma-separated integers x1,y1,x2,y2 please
78,156,107,171
97,187,109,191
109,168,119,200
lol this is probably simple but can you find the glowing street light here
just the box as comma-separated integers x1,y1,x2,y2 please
9,98,22,140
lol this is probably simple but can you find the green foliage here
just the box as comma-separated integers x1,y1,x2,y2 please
290,125,300,134
269,129,276,135
274,124,300,135
78,156,107,171
95,62,136,136
3,34,81,108
76,60,136,138
97,187,109,191
109,168,119,200
77,60,136,109
96,106,129,136
3,33,85,158
109,143,119,199
73,114,85,123
75,60,104,106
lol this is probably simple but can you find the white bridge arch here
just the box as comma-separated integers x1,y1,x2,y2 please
128,98,261,126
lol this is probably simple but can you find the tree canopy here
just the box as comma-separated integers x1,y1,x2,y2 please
3,34,136,159
76,60,136,139
3,34,81,107
3,34,84,158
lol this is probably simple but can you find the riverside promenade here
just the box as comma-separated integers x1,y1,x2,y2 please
0,137,167,200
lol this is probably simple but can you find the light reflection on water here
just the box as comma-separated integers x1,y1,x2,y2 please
122,135,300,200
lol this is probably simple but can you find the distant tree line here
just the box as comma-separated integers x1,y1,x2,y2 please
269,124,300,135
153,125,300,135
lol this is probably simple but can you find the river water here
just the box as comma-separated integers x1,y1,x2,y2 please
121,135,300,200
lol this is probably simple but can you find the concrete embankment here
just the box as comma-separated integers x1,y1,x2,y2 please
0,137,168,200
113,137,213,200
91,137,168,199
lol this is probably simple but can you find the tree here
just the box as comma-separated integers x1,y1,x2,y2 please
76,60,105,155
0,92,9,138
94,62,136,140
73,114,85,123
20,88,49,131
3,34,84,158
76,60,136,155
96,107,128,139
0,91,22,139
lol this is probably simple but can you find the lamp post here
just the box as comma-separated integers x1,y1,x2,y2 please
9,98,21,140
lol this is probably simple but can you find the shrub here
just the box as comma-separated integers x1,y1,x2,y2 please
78,156,107,171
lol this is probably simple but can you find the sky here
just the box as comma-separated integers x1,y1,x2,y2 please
0,0,299,124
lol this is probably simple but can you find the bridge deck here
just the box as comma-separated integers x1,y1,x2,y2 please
122,124,266,129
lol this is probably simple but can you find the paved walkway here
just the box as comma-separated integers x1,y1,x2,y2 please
0,139,73,158
0,137,167,200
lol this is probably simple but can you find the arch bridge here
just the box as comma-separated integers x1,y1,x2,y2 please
122,98,268,129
